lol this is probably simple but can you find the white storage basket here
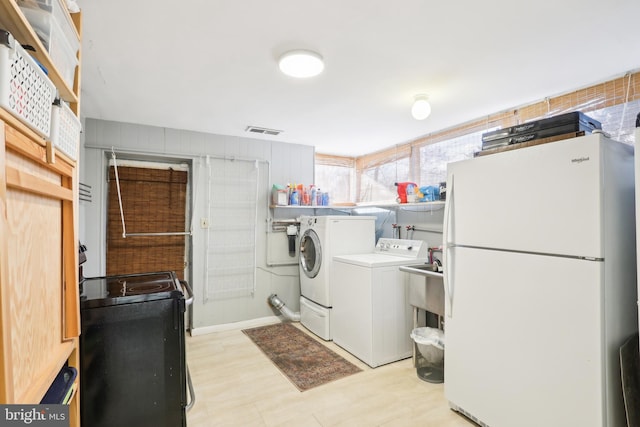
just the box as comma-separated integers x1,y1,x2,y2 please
0,31,55,138
50,100,80,160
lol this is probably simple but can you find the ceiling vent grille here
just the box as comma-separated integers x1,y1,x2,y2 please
245,126,282,136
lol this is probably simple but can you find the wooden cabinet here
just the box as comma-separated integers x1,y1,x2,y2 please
0,0,81,425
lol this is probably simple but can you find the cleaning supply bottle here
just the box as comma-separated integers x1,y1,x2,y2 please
406,183,416,203
290,188,300,205
321,191,329,206
311,186,317,206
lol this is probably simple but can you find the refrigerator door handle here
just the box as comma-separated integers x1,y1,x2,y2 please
443,174,454,318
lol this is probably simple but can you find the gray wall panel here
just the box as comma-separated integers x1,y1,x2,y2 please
80,118,314,330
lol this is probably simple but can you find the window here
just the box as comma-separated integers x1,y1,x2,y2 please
359,157,410,203
418,130,485,187
315,163,353,204
587,99,640,145
315,72,640,205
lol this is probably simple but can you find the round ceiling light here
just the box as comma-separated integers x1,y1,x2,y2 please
411,94,432,120
278,50,325,78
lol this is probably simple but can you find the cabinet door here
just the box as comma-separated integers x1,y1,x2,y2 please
1,134,78,403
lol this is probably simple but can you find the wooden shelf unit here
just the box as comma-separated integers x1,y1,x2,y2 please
0,0,81,424
0,0,79,105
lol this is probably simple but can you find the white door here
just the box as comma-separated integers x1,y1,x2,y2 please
447,134,603,258
445,246,604,427
299,228,322,279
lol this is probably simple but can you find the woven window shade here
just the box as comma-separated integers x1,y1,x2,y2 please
317,71,640,202
107,166,187,279
356,143,411,172
409,72,640,153
315,153,356,168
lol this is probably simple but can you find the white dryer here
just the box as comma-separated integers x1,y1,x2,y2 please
331,238,429,367
299,215,376,340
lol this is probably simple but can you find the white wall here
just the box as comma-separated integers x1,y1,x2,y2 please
395,204,445,249
79,119,314,330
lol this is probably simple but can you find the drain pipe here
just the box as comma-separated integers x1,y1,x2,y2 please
268,294,301,322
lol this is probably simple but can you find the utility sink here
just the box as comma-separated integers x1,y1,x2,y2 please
400,264,444,316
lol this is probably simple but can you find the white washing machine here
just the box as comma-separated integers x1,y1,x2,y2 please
299,215,376,340
331,238,429,367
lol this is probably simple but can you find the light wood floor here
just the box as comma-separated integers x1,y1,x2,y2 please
185,321,475,427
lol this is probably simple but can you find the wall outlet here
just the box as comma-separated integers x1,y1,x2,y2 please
200,218,209,229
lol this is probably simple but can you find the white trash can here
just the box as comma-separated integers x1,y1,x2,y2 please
410,327,445,383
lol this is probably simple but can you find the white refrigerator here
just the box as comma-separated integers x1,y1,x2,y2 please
636,121,640,340
443,133,638,427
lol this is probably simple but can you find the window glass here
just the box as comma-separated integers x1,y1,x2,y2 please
315,164,353,204
359,157,409,203
587,99,640,145
314,98,640,205
419,130,485,186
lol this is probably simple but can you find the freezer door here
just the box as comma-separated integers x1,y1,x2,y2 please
445,247,606,427
446,134,604,258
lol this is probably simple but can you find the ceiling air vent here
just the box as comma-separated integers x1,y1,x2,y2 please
245,126,283,136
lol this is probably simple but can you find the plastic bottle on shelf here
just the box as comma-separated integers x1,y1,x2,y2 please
406,183,417,203
290,189,300,205
322,192,329,206
310,185,317,206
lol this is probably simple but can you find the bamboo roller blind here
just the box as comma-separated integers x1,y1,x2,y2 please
323,71,640,171
107,166,187,280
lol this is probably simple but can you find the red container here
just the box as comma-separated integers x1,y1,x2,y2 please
395,182,417,203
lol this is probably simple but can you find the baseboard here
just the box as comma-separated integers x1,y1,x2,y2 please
190,315,284,336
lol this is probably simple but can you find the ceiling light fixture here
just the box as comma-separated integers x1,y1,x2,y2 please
278,50,325,78
411,94,431,120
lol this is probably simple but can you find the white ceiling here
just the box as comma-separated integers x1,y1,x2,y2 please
77,0,640,157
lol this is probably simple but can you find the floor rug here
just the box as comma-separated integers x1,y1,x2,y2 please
242,322,362,391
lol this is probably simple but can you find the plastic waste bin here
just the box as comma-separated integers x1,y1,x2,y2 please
411,327,444,383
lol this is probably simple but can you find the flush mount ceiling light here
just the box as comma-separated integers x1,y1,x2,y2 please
278,50,325,78
411,94,432,120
